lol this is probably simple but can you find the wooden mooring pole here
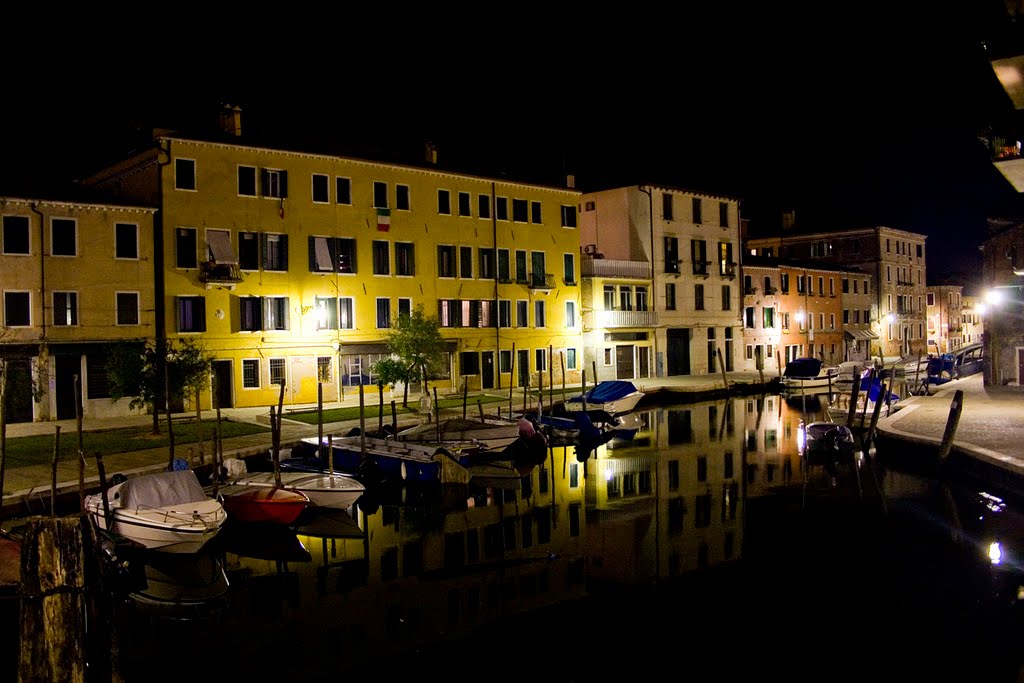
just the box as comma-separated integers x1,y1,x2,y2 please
937,389,965,462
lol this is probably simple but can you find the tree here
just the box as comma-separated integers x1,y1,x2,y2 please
380,307,446,400
106,338,213,435
371,355,414,408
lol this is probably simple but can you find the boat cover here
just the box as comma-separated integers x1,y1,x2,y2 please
783,358,822,379
584,380,638,403
120,470,210,509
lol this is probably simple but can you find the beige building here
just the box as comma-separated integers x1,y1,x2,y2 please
926,284,964,354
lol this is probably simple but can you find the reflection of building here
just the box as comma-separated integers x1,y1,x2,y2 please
82,106,584,410
579,185,742,380
926,284,964,354
747,222,926,360
740,394,801,498
0,196,157,422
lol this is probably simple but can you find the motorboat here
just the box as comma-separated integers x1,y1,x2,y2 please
395,416,522,450
287,435,473,485
802,421,856,464
781,358,841,391
84,469,227,554
563,380,645,415
223,459,365,510
218,485,310,526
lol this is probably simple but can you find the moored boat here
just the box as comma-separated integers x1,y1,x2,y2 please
218,486,310,526
223,460,365,510
564,380,645,415
287,435,473,485
781,358,841,391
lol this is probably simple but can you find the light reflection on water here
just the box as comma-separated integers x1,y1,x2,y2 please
114,392,1024,681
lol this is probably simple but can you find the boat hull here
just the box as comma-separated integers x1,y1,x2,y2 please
220,487,309,525
289,436,466,484
228,472,364,510
85,497,225,554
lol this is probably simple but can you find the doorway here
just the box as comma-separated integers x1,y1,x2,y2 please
666,328,690,376
481,352,495,390
3,358,34,423
616,345,635,379
517,349,530,388
55,354,82,420
212,360,233,409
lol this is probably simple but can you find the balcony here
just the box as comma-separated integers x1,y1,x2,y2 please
199,261,243,288
528,273,556,292
584,309,659,329
764,286,778,295
581,258,652,279
720,262,737,278
743,286,757,296
692,261,711,277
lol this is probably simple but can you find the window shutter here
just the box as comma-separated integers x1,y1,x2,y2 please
196,297,207,332
262,233,269,269
260,169,269,197
278,235,288,270
263,297,273,330
308,236,317,271
280,171,288,198
282,298,290,330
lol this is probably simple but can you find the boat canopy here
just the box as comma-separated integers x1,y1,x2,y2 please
783,358,822,379
119,470,209,508
584,380,639,403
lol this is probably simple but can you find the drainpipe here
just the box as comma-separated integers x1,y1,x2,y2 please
492,182,500,390
154,139,172,432
638,185,656,378
30,202,46,421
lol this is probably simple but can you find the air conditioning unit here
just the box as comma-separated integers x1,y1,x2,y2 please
583,244,598,255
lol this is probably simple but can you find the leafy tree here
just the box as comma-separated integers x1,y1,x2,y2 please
371,355,415,408
380,307,446,400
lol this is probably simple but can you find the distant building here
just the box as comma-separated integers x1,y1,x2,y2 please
961,294,984,346
979,218,1024,386
925,284,964,355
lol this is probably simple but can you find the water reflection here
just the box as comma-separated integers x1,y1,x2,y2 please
112,393,1024,681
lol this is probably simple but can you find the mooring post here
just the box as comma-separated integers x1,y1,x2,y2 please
717,348,729,393
937,389,965,462
51,426,61,517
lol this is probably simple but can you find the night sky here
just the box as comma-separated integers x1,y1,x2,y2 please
2,4,1020,291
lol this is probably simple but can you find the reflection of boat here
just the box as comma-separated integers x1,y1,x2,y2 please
288,436,472,485
84,470,227,554
781,358,840,391
293,508,364,540
129,553,229,617
218,486,310,526
219,522,312,562
564,380,645,415
223,461,365,510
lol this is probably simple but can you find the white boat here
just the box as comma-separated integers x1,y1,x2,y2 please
222,461,365,510
84,469,227,554
781,358,841,391
564,380,645,415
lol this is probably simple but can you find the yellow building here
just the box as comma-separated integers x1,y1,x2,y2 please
84,111,583,410
0,196,157,422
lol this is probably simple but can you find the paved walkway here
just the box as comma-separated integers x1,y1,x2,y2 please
4,369,1022,513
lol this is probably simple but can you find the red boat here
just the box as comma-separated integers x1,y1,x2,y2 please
219,486,309,526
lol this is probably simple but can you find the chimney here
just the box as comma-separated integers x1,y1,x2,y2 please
219,104,242,137
566,174,576,189
425,140,438,165
782,209,796,230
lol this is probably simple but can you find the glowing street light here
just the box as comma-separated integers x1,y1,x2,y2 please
985,289,1003,306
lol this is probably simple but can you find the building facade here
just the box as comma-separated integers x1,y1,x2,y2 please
738,264,781,373
961,293,984,346
0,196,157,422
926,284,964,355
979,218,1024,386
579,185,742,381
83,117,583,410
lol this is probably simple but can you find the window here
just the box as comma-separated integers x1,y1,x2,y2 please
176,228,197,268
604,285,615,309
497,249,510,282
499,300,511,328
479,248,495,279
53,292,77,326
398,298,412,318
437,189,451,215
239,232,259,270
719,201,729,227
512,199,528,223
829,278,835,296
514,250,528,283
376,298,391,328
51,218,76,256
534,301,545,327
721,285,731,311
2,215,30,254
438,245,456,277
744,306,755,328
261,169,288,198
336,177,352,204
604,348,613,366
844,309,851,324
460,246,473,278
565,301,576,327
535,348,547,372
238,166,257,196
818,277,824,296
206,229,236,264
242,359,260,388
531,201,542,224
927,293,935,306
310,236,354,273
396,242,415,276
240,296,262,331
692,197,702,224
695,284,705,310
317,357,332,383
780,273,790,293
663,193,674,220
315,296,338,329
620,286,633,311
372,240,390,275
263,234,288,271
718,242,733,276
530,251,546,287
496,197,508,221
177,296,206,332
797,275,806,294
499,350,512,373
175,158,196,191
830,313,835,329
566,348,577,370
691,239,708,275
665,283,676,310
458,192,471,217
516,300,528,327
339,298,354,329
479,194,492,219
917,244,923,258
312,173,329,203
269,358,286,386
560,205,576,228
115,223,138,259
763,307,775,328
636,286,648,311
563,253,575,284
264,296,289,331
116,292,139,325
665,236,680,273
396,184,410,211
863,280,869,295
373,181,388,208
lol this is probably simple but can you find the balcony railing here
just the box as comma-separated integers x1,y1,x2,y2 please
720,262,737,278
584,309,659,329
743,286,757,296
581,258,652,279
199,261,243,287
693,261,711,277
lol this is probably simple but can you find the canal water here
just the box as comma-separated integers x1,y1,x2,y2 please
10,391,1024,681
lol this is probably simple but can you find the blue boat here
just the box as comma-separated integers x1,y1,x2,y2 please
285,436,472,485
564,380,645,415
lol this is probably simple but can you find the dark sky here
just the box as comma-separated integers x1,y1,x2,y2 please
2,3,1019,290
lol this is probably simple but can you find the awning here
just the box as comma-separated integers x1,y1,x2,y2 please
207,230,238,264
844,328,878,341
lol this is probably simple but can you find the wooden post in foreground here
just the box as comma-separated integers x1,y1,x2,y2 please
937,389,964,462
51,426,61,517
